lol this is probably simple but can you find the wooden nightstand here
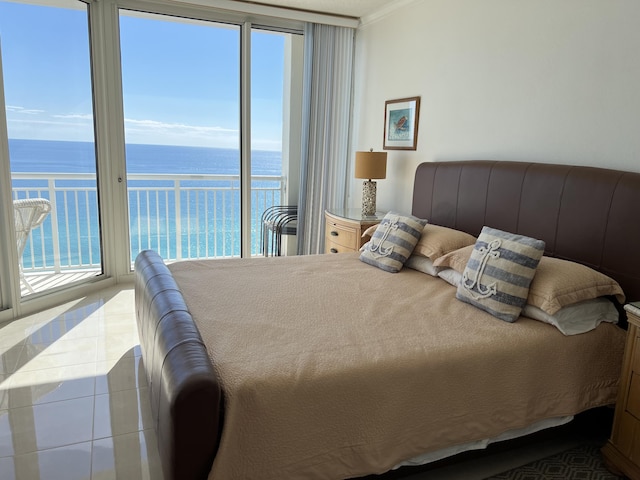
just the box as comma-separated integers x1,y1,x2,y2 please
324,209,385,254
602,302,640,479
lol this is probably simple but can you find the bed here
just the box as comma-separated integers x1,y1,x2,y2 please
134,160,640,480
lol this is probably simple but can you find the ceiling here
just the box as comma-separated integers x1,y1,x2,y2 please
234,0,397,19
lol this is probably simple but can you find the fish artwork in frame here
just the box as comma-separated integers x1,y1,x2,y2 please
383,96,420,150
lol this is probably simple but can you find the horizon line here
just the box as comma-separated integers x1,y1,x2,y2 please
7,137,282,153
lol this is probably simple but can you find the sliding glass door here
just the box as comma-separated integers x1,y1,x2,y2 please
0,0,103,298
120,11,302,262
250,28,302,256
120,11,242,262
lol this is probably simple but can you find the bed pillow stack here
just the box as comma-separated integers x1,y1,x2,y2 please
404,224,476,276
454,226,545,323
359,212,427,273
433,236,626,334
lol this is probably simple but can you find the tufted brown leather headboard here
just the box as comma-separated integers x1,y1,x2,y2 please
412,161,640,303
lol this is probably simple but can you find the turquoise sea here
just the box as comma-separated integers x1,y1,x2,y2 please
10,139,283,266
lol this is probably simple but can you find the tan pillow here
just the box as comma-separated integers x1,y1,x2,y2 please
434,246,626,315
433,244,474,272
528,256,626,315
413,224,476,261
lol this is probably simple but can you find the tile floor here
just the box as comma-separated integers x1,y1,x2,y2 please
0,285,163,480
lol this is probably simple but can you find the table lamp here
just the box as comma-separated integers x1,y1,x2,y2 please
355,149,387,216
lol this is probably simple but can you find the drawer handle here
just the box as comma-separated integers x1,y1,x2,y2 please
330,231,339,236
330,248,338,253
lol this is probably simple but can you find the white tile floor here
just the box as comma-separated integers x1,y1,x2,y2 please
0,285,163,480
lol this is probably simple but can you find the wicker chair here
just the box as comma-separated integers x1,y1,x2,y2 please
14,198,52,293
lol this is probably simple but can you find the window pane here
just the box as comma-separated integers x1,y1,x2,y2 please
0,0,103,296
120,11,241,262
251,28,300,256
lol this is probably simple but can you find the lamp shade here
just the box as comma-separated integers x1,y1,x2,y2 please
355,151,387,180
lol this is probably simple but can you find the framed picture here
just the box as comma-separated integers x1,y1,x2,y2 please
383,96,420,150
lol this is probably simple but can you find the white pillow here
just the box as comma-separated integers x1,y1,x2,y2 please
405,255,440,276
437,268,461,287
521,298,619,335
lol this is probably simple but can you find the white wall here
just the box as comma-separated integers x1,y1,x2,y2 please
351,0,640,215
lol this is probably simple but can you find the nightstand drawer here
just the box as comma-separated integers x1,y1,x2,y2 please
326,240,356,254
326,222,358,248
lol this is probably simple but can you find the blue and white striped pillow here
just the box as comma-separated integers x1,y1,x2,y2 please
456,226,545,322
359,212,427,273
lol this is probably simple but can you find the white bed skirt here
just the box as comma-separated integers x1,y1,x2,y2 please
396,416,573,469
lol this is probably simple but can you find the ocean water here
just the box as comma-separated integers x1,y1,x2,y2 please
9,138,281,175
10,139,283,266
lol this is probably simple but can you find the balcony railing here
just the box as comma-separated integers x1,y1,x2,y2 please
12,172,286,275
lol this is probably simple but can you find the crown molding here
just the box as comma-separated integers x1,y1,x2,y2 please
359,0,420,27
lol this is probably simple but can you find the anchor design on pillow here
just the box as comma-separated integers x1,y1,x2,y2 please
368,218,399,257
462,238,501,299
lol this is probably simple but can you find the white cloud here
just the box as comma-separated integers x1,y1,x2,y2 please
9,118,91,127
125,118,237,135
6,105,45,115
5,109,279,150
123,117,240,148
52,113,94,120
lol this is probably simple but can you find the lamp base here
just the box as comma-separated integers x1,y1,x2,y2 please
362,180,377,216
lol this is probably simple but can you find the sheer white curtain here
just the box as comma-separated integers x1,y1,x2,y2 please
297,23,355,255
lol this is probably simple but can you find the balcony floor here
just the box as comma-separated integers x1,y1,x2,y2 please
21,270,102,297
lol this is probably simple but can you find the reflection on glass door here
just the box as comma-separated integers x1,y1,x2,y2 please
0,0,103,297
120,11,241,263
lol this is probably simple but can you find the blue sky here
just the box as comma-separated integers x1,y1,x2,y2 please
0,1,285,150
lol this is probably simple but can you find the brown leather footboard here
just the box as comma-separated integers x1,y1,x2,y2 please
134,250,222,480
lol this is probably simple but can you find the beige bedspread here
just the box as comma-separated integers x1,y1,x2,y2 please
168,253,625,480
